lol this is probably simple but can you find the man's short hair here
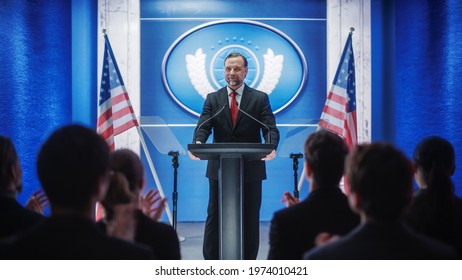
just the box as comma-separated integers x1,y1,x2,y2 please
0,136,19,188
346,143,414,221
304,130,348,188
224,52,248,67
37,125,110,210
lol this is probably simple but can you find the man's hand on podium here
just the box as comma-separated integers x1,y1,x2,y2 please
261,149,276,161
188,141,201,160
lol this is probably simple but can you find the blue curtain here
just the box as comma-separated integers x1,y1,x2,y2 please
0,0,72,205
395,0,462,195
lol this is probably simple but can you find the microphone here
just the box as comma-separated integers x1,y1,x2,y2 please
237,106,271,144
193,104,227,141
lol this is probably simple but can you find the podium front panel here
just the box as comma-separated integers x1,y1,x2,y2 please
218,157,243,260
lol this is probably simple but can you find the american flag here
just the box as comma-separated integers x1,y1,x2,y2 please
97,34,138,151
318,31,357,149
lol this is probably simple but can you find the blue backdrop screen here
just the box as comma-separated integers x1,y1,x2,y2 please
140,0,326,221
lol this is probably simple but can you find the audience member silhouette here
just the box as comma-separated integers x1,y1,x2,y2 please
1,125,154,259
0,136,43,238
98,148,181,260
267,130,359,259
406,136,462,257
304,142,457,259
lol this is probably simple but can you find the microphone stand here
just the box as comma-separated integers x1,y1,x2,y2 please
168,151,179,231
289,153,303,199
168,151,185,241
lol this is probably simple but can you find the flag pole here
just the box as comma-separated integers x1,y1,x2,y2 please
297,163,305,192
136,125,174,225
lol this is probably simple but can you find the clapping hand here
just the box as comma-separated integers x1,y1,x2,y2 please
140,189,167,221
281,191,300,208
25,189,49,215
314,232,340,246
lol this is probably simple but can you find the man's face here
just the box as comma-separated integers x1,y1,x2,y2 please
224,56,248,89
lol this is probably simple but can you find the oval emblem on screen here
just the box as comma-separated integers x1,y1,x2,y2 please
162,20,307,116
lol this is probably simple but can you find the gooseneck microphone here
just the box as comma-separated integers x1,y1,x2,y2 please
193,104,227,141
237,105,271,144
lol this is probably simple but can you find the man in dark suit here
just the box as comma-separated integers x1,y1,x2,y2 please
0,136,43,238
1,125,153,259
189,52,280,259
267,130,359,259
304,143,457,259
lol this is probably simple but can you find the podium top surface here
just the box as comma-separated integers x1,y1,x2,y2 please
188,143,274,160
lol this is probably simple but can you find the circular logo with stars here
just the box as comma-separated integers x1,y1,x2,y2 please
162,20,307,116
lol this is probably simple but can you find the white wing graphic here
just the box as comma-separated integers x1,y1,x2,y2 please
186,48,215,99
256,49,284,95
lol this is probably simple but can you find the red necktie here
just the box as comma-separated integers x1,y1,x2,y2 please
230,91,238,125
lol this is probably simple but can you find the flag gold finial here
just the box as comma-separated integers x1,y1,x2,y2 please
350,27,355,34
102,29,106,34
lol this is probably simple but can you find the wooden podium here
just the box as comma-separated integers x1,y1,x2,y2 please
188,143,274,260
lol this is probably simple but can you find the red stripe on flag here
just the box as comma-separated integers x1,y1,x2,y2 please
97,109,112,127
113,105,135,120
98,125,114,142
322,104,345,120
318,119,344,136
111,91,129,105
327,91,347,104
344,111,357,149
114,120,138,135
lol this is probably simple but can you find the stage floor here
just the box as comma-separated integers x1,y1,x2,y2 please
176,221,270,260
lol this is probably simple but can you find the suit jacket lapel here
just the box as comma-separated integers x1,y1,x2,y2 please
235,85,253,127
217,88,233,128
